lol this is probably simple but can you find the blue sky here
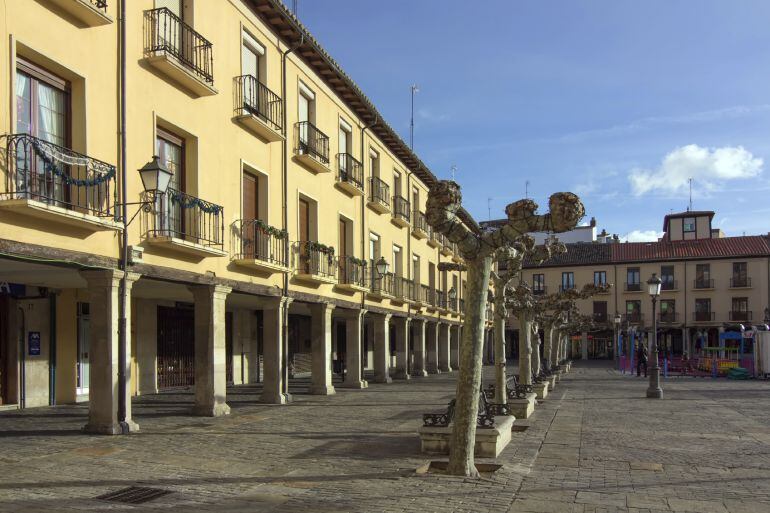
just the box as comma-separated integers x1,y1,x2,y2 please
296,0,770,240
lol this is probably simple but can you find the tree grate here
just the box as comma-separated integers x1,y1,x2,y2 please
96,486,172,504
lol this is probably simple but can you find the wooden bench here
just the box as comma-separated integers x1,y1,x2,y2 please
487,375,534,401
422,388,508,429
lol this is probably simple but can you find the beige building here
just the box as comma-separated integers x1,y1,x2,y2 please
0,0,479,431
516,210,770,361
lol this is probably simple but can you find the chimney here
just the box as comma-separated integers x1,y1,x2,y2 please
590,217,596,227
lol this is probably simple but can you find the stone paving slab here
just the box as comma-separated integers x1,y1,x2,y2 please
2,364,770,511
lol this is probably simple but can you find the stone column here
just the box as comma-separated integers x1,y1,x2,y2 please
309,302,335,395
393,316,411,380
450,325,460,369
426,321,440,374
261,297,292,404
80,270,140,434
190,284,232,417
412,320,428,377
438,322,451,372
373,313,392,383
339,309,367,388
581,331,588,360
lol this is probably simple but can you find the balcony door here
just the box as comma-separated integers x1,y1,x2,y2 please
155,0,183,51
242,31,265,114
298,83,315,149
16,61,69,205
339,217,350,282
242,172,259,259
156,129,184,238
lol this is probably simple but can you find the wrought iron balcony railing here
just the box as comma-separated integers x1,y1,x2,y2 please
369,176,390,207
393,276,413,301
338,255,367,289
730,277,752,288
235,219,288,267
370,265,394,296
392,195,410,223
694,278,714,289
90,0,108,11
658,311,679,323
436,289,447,310
413,210,428,233
559,284,576,292
729,310,753,322
661,280,678,291
693,311,715,322
294,121,329,164
624,282,641,292
144,7,214,85
533,286,547,296
294,241,337,279
623,313,644,324
143,188,224,249
337,153,364,191
2,133,117,218
421,284,434,306
234,75,282,132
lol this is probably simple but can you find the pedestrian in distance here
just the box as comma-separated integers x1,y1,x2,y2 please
637,342,648,378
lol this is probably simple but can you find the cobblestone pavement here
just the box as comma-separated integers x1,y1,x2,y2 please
2,362,770,512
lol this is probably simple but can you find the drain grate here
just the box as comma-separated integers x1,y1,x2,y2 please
511,425,529,432
96,486,172,505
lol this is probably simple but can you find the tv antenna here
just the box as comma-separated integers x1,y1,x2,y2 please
450,164,457,181
410,84,419,150
688,178,693,211
525,180,530,199
487,197,492,221
292,0,298,16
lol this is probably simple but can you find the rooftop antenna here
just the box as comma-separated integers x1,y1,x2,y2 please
292,0,298,16
487,197,492,221
688,178,693,211
410,84,419,151
450,164,457,181
525,180,530,199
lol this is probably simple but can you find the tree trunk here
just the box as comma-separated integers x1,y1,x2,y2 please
447,256,492,477
543,325,553,370
494,304,507,405
531,329,541,377
518,315,532,385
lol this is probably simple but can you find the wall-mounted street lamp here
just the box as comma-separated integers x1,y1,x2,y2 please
375,256,389,277
646,273,663,399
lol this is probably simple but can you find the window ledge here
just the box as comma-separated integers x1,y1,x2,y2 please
294,272,337,285
146,236,226,257
233,258,288,274
367,200,391,215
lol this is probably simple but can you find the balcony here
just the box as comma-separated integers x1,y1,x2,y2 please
459,298,465,315
294,122,330,173
233,75,283,142
436,289,448,312
533,287,548,296
335,154,364,196
658,312,679,324
369,267,394,299
559,285,576,292
693,311,715,322
421,284,436,309
661,280,678,291
367,177,390,214
292,241,337,284
48,0,112,26
412,210,428,239
624,283,641,292
142,188,225,257
427,228,441,248
694,278,714,290
392,277,412,303
730,277,752,289
143,8,216,97
729,311,753,322
392,195,411,228
623,313,644,325
0,134,121,231
337,256,368,292
232,220,288,273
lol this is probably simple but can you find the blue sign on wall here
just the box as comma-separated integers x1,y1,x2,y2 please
28,332,41,356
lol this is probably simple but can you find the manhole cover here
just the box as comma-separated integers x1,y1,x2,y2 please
511,425,529,432
96,486,172,504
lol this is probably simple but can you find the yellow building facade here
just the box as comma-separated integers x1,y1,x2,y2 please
0,0,477,432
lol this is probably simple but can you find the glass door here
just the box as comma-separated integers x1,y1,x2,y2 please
76,302,90,395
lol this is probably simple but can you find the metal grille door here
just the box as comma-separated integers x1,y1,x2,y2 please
157,305,194,389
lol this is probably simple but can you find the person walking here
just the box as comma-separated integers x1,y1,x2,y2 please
637,342,648,378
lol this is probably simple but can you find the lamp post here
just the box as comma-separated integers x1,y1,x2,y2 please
646,273,663,399
116,156,172,434
613,313,621,369
448,286,457,311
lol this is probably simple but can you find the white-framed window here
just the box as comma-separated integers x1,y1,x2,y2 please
392,244,402,277
683,217,696,233
241,30,266,80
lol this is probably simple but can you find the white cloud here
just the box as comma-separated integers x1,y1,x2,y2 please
629,144,763,196
621,230,663,243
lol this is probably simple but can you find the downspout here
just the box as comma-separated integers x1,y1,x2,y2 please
18,306,25,409
117,0,130,434
48,291,56,406
281,36,303,398
360,115,378,380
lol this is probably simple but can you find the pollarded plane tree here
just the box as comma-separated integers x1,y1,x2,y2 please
555,306,600,364
426,180,584,477
536,283,612,375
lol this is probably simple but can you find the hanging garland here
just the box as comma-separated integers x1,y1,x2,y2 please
30,138,115,187
346,256,366,267
306,240,335,256
251,219,288,239
168,188,223,214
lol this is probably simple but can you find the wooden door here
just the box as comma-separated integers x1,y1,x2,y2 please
338,218,348,281
299,198,310,273
242,172,258,258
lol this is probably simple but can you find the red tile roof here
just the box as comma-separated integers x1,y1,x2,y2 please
611,236,770,263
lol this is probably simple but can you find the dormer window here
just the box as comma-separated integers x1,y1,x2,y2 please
683,217,695,233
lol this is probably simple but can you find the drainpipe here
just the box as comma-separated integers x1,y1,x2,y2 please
281,36,303,398
18,306,25,409
48,291,57,406
117,0,130,434
360,115,378,380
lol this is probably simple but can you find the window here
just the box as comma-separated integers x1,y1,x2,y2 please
392,244,402,277
625,300,641,322
695,298,711,321
626,267,640,291
369,148,380,179
660,300,675,322
298,82,315,131
594,271,606,287
412,254,420,285
561,272,574,291
155,128,185,236
393,170,402,197
368,232,380,261
731,297,749,321
732,262,748,287
338,119,352,156
412,187,420,211
695,264,711,288
533,273,545,294
593,301,607,323
683,217,696,233
242,30,266,81
661,265,675,290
